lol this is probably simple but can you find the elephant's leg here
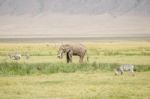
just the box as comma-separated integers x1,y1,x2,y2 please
66,53,70,63
79,56,83,63
69,55,72,63
68,50,73,63
66,51,72,63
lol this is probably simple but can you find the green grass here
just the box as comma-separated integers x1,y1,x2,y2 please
0,62,150,75
0,42,150,56
0,72,150,99
0,41,150,99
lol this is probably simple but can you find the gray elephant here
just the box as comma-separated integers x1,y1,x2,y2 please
57,44,88,63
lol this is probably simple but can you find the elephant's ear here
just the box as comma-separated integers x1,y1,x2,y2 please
66,47,71,53
61,46,65,50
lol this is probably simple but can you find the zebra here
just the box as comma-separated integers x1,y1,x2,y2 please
24,52,30,59
8,52,21,60
114,64,135,76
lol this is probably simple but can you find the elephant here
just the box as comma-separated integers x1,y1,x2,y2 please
57,44,88,63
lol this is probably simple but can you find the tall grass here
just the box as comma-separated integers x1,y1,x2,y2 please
0,42,150,75
0,62,150,75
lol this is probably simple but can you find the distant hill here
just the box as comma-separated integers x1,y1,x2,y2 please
0,0,150,38
0,0,150,16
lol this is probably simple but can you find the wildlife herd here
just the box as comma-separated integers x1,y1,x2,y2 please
8,43,135,76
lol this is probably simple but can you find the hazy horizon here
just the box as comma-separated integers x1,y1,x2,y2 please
0,0,150,38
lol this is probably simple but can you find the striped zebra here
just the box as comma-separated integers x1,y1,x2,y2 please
8,52,21,60
114,64,135,76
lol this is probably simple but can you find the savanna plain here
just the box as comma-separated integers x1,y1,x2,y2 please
0,40,150,99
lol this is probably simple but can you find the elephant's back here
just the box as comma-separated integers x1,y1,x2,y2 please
71,44,86,55
72,43,86,50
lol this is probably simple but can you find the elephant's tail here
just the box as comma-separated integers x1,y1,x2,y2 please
87,55,89,62
85,50,89,63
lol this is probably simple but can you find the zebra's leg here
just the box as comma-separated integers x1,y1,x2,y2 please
120,70,124,75
130,69,135,76
114,69,119,75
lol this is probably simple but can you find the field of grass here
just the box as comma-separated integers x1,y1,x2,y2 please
0,41,150,99
0,72,150,99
